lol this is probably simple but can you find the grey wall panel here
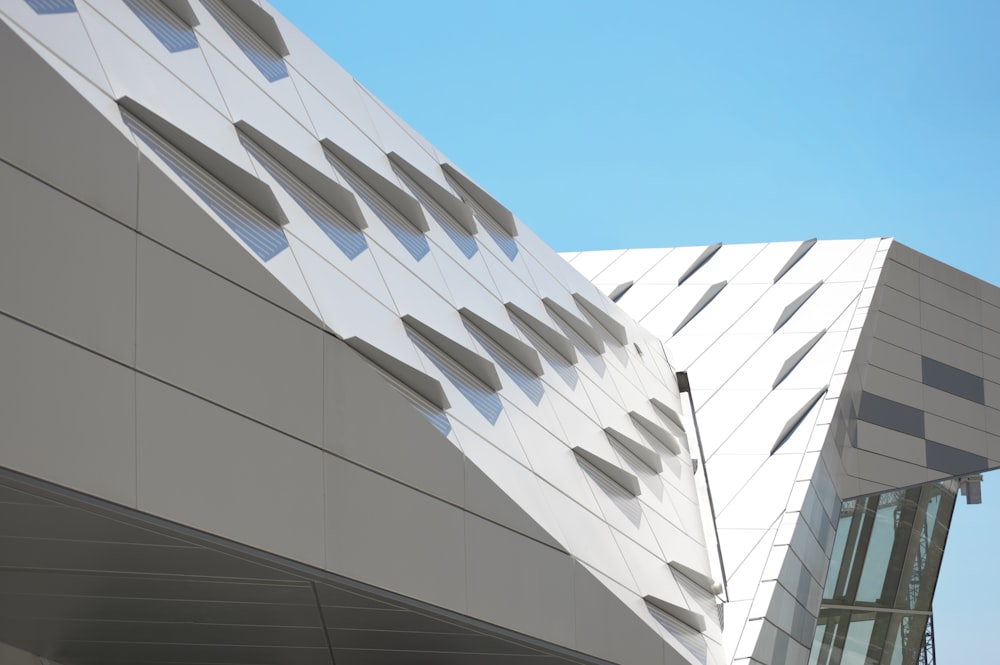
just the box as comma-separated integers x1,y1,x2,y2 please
136,375,326,568
0,315,136,507
922,356,985,404
324,455,468,614
0,19,138,227
136,153,320,324
464,514,577,650
323,335,465,506
925,440,989,475
857,391,924,439
135,237,324,445
0,161,136,364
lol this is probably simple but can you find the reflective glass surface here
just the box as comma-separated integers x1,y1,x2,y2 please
809,480,957,665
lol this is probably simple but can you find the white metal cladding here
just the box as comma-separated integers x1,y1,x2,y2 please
568,239,1000,664
0,2,725,664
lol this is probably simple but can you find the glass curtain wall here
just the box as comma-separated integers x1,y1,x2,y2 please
809,480,958,665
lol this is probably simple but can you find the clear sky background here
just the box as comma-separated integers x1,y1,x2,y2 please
270,1,1000,660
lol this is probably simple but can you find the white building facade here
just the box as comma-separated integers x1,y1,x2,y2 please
0,2,996,664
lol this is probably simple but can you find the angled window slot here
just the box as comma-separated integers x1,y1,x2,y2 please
344,337,449,410
608,280,634,303
542,297,605,354
505,302,577,364
773,238,817,282
772,329,826,388
388,153,477,235
668,560,723,596
677,242,722,285
237,121,367,230
441,163,517,237
630,411,682,455
672,281,727,336
771,385,828,455
605,426,663,473
572,293,628,345
125,0,199,52
643,595,707,633
573,447,641,497
773,281,823,332
650,397,687,433
401,315,501,392
202,0,288,81
459,308,543,376
119,100,288,261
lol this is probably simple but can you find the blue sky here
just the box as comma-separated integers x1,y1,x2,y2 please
271,1,999,659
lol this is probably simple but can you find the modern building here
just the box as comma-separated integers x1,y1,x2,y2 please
0,2,995,665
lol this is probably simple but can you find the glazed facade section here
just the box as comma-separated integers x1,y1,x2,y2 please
0,1,724,664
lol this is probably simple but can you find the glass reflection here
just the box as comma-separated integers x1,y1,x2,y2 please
809,480,957,665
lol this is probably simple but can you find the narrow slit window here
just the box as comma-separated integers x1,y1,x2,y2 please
122,111,287,261
124,0,198,52
328,154,430,261
241,136,367,259
201,0,288,81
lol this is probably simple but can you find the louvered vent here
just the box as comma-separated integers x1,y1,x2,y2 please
24,0,75,14
403,319,503,425
324,150,430,261
202,0,288,81
124,0,198,52
240,134,367,259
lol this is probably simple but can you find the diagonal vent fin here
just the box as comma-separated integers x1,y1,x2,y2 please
572,293,628,345
650,398,687,433
345,337,450,410
401,316,501,391
773,281,823,332
673,281,727,336
441,163,517,236
677,242,722,285
773,238,817,282
236,120,367,230
643,595,707,632
668,560,723,596
630,411,682,455
772,330,826,388
459,308,543,376
771,386,828,454
388,152,477,235
608,281,634,302
543,297,605,353
505,303,578,364
322,139,429,232
605,427,663,472
573,447,641,496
